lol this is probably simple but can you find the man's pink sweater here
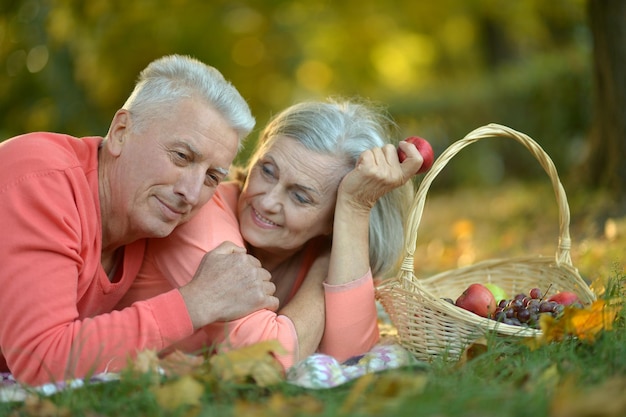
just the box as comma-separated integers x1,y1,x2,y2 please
0,133,194,385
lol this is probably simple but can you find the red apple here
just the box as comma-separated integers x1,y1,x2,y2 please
548,291,580,306
398,136,434,173
455,283,497,318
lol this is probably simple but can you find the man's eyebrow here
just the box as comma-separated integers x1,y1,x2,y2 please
175,141,202,158
214,166,229,176
175,141,230,176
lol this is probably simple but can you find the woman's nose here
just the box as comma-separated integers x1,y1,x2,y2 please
257,185,283,212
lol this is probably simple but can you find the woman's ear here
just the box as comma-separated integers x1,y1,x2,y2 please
105,109,131,156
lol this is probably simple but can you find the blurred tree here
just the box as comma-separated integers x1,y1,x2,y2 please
0,0,594,184
583,0,626,209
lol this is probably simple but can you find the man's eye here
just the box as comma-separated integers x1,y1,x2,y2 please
172,151,189,163
205,173,220,186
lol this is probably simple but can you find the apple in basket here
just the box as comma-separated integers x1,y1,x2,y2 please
548,291,580,306
483,283,509,303
455,283,497,318
397,136,435,174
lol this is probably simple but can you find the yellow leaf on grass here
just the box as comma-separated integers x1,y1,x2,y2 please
340,371,428,414
151,375,204,413
536,300,618,345
234,392,324,417
160,350,205,377
22,395,70,417
209,340,286,387
569,299,618,341
551,376,626,417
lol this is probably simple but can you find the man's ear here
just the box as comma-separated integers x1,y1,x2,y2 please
106,109,131,156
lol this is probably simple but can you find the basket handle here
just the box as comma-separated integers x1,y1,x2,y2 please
399,123,573,278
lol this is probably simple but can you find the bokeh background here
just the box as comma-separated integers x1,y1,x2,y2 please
0,0,593,186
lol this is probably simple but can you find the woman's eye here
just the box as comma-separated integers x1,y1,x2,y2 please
261,163,275,178
293,192,311,205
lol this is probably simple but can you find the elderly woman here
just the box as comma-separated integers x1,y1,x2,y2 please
116,98,422,369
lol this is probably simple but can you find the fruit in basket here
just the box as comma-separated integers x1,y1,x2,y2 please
397,136,434,173
455,283,497,318
483,283,509,303
491,287,583,329
548,291,580,306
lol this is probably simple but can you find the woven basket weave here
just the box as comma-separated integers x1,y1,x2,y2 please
376,123,596,362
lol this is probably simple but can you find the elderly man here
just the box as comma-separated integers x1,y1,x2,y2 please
0,55,278,385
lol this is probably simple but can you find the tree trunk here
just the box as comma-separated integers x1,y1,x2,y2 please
584,0,626,210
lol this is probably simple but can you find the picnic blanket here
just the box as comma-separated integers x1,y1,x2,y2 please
0,340,417,402
0,306,420,401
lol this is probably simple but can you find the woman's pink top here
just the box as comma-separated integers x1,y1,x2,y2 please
0,133,195,385
119,182,380,368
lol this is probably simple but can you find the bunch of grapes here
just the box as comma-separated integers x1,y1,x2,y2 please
492,287,565,329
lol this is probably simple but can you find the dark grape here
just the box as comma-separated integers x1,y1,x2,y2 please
517,308,531,323
539,301,553,313
495,311,507,322
529,287,542,299
504,317,521,326
478,285,575,329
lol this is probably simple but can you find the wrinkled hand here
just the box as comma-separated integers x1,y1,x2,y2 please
179,241,279,329
338,143,422,212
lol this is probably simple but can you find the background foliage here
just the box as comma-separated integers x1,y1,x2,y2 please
1,0,590,185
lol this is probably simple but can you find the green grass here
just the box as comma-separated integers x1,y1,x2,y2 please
3,271,626,417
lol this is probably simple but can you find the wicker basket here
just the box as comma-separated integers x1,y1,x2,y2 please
376,123,596,362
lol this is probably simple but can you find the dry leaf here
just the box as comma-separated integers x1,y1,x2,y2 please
536,300,618,345
522,363,560,393
209,340,286,387
551,376,626,417
160,350,204,377
151,374,204,415
15,396,70,417
456,337,488,367
340,371,428,415
569,300,618,341
234,392,324,417
125,349,161,385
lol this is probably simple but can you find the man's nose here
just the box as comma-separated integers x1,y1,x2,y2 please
173,170,205,206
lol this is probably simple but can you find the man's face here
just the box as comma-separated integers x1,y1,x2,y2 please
106,98,239,240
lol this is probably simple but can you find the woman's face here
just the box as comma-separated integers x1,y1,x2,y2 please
238,135,349,256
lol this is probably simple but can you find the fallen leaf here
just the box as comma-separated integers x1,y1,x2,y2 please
340,371,428,415
151,374,204,415
18,396,70,417
533,300,618,346
160,350,204,377
209,340,286,387
569,300,618,341
126,349,161,384
551,376,626,417
234,392,324,417
456,337,488,367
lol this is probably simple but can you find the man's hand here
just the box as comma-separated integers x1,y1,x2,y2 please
179,241,279,329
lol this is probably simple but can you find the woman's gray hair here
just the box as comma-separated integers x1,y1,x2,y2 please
252,98,414,278
122,54,255,146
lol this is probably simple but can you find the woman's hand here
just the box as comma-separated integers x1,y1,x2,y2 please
338,142,422,213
